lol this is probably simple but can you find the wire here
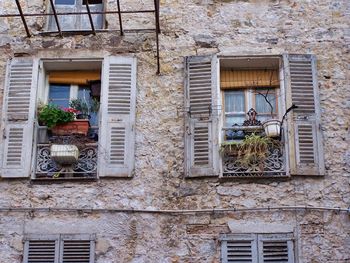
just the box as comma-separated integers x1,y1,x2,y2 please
0,206,348,215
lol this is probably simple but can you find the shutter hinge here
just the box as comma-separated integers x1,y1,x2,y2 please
2,129,6,139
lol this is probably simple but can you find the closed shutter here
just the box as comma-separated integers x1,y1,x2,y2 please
23,238,59,263
184,56,220,177
1,58,38,178
221,234,258,263
61,234,95,263
283,54,325,176
99,56,136,177
258,234,294,263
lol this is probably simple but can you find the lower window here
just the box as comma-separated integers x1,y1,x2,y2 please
220,233,295,263
23,234,95,263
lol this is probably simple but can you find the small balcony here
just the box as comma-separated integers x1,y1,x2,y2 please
220,125,287,178
35,128,98,180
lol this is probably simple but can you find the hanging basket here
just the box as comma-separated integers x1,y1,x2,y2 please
50,144,79,164
262,119,281,138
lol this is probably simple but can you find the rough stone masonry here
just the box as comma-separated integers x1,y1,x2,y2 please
0,0,349,262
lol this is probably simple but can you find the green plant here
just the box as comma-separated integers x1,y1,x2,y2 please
38,104,75,128
221,134,279,168
69,98,100,117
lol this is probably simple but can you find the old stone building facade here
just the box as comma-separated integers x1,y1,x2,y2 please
0,0,349,262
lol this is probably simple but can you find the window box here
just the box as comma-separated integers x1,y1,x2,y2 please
52,119,90,136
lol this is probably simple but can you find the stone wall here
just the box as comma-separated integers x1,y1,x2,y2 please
0,0,349,262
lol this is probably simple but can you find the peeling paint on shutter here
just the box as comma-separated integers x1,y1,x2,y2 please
185,56,220,177
1,58,38,178
62,240,91,263
220,234,258,263
283,54,324,176
99,56,136,177
258,234,294,263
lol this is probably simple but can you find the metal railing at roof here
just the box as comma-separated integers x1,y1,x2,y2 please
0,0,161,74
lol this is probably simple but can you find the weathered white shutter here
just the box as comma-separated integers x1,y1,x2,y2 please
60,234,95,263
99,56,136,177
221,234,258,263
1,58,38,178
283,54,325,176
23,237,59,263
258,233,294,263
184,56,220,177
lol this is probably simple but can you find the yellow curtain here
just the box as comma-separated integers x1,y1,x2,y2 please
49,71,100,85
220,69,279,89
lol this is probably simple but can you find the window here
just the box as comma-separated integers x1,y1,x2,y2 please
1,57,137,179
184,55,325,178
220,233,295,263
48,0,104,31
23,234,95,263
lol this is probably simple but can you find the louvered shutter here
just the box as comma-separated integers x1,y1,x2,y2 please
23,238,59,263
1,58,38,178
184,56,220,177
60,234,95,263
258,234,294,263
99,56,136,177
221,234,258,263
283,54,325,176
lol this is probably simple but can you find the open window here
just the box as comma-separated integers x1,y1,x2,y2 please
1,57,137,180
184,54,324,178
47,0,104,32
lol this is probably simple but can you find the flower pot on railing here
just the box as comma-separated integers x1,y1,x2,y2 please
52,120,90,136
50,144,79,164
262,119,281,138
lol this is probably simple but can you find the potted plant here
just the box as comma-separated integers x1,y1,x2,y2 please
38,104,89,136
69,98,100,120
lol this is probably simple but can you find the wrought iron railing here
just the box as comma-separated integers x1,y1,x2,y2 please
35,143,98,179
221,126,287,178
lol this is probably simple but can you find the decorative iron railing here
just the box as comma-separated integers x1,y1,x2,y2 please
221,126,287,178
35,143,98,179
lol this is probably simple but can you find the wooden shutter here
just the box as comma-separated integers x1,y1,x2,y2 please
1,58,38,178
283,54,325,176
60,234,95,263
99,56,136,177
23,237,59,263
221,234,258,263
258,234,294,263
184,56,220,177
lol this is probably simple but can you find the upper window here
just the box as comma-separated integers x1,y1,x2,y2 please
1,57,137,180
48,0,104,31
184,55,325,178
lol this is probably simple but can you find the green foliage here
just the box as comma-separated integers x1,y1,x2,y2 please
221,134,279,168
38,104,75,128
69,98,100,116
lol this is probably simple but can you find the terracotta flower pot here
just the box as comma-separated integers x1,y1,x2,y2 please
52,120,90,136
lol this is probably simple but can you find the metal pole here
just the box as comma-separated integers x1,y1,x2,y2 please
154,0,160,74
49,0,63,37
85,0,96,35
15,0,31,37
116,0,124,36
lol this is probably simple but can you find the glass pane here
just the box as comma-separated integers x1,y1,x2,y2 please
225,115,245,126
48,84,70,108
78,86,99,126
55,0,75,5
255,92,276,114
225,91,245,113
